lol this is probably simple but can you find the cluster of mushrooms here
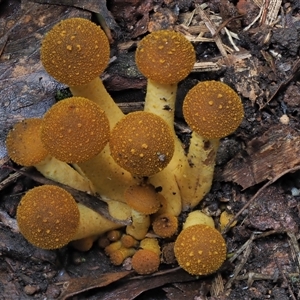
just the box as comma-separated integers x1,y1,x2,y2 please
6,18,244,276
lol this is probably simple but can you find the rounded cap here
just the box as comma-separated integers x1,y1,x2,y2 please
174,224,226,275
183,81,244,139
16,185,80,249
41,18,110,86
152,213,178,238
131,249,160,275
109,111,175,176
6,118,48,166
41,97,110,163
124,184,160,214
135,30,195,84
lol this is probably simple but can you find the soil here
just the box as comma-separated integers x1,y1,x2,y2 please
1,0,300,299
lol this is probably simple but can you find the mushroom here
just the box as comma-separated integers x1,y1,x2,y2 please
121,234,139,248
152,213,178,238
131,238,161,275
180,81,244,210
109,111,175,177
174,224,227,276
41,96,110,164
6,118,94,193
135,30,196,217
16,185,122,250
124,183,161,215
123,183,161,239
40,17,123,126
109,247,136,266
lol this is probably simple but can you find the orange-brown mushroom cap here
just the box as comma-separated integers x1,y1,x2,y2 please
16,185,80,249
109,111,175,176
174,224,227,275
135,30,195,84
41,97,110,163
183,81,244,139
124,184,160,214
6,118,48,166
41,18,110,86
152,213,178,238
131,249,160,275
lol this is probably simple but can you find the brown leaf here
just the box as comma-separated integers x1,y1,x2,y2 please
92,268,196,300
218,124,300,189
58,270,132,300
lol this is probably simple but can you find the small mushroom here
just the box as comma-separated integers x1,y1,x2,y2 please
109,111,175,177
16,185,122,249
174,224,226,276
6,118,94,193
180,81,244,210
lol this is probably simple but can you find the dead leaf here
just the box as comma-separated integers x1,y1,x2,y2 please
218,124,300,189
92,268,196,300
58,270,132,300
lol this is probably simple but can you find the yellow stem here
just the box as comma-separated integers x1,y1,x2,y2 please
73,203,122,240
178,132,220,211
35,155,95,193
70,77,124,128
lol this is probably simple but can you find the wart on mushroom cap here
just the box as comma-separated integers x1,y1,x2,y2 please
41,96,110,164
109,111,175,177
174,224,227,276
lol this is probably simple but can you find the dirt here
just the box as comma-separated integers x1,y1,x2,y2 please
1,0,300,299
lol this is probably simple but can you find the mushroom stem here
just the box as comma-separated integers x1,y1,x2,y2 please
70,77,124,128
143,81,185,216
179,133,220,211
144,80,177,126
36,156,95,193
126,209,150,240
183,210,215,229
73,203,122,240
77,149,139,203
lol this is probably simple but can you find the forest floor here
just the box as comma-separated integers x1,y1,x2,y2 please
1,0,300,299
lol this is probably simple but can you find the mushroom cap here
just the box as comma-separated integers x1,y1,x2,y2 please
124,184,161,214
174,224,227,275
183,81,244,139
16,185,80,249
109,111,175,176
131,249,160,275
6,118,48,166
135,30,195,84
41,18,110,86
152,213,178,238
41,97,110,163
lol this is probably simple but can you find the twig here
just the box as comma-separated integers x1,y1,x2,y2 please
196,5,228,61
275,258,297,300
